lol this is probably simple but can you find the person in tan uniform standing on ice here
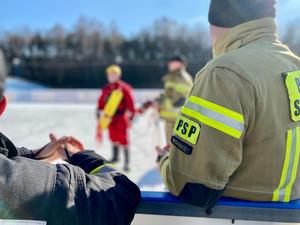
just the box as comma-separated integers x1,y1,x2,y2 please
158,56,193,143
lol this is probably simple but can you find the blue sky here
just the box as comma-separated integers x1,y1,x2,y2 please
0,0,299,36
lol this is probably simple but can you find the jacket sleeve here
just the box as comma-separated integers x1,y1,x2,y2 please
160,66,255,208
123,86,135,119
0,154,57,220
0,132,35,159
0,153,140,224
63,151,141,225
97,89,107,111
0,133,141,224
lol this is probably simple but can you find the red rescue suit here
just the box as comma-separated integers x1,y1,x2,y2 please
0,96,7,117
97,81,135,146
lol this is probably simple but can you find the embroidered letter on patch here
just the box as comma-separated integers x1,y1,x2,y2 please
173,115,201,145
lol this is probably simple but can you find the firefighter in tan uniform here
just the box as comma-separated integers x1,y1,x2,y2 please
158,0,300,210
158,56,193,143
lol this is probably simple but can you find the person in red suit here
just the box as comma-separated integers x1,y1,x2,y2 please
97,64,135,172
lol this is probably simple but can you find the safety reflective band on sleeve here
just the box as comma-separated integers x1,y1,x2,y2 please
181,96,245,139
160,110,179,120
89,163,116,175
272,127,300,202
165,81,191,95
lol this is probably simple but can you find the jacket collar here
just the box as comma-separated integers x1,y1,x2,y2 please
212,17,278,58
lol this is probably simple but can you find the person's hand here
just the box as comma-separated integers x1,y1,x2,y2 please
58,142,82,161
34,133,70,160
54,136,84,162
68,136,84,151
143,100,154,109
43,143,82,164
155,144,170,156
35,133,84,163
155,144,170,163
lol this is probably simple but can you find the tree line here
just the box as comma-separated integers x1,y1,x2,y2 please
0,16,299,88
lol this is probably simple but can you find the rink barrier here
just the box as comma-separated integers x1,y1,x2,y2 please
137,192,300,223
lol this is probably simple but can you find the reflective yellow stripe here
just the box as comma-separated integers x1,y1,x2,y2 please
160,110,179,120
272,130,293,201
181,96,244,139
272,127,300,202
165,81,191,95
89,163,115,175
189,96,244,123
284,127,300,202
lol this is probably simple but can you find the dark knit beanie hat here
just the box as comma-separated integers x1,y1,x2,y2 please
167,55,188,65
209,0,276,28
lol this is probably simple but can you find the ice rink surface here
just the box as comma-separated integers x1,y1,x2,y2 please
1,103,165,191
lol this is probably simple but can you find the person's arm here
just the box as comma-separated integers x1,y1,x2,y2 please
0,154,140,224
0,136,140,224
123,85,136,120
0,150,57,220
0,132,35,158
66,150,141,225
69,150,113,174
17,147,35,158
97,88,107,111
160,67,254,210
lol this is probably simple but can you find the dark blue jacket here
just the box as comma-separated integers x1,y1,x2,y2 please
0,133,141,225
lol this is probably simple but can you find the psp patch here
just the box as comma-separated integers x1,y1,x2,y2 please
171,136,193,155
173,115,201,145
283,71,300,121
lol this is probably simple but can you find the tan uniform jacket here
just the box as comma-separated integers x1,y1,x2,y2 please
159,70,193,142
160,18,300,202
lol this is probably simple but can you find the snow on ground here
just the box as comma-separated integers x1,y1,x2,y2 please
1,103,165,191
3,79,165,190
